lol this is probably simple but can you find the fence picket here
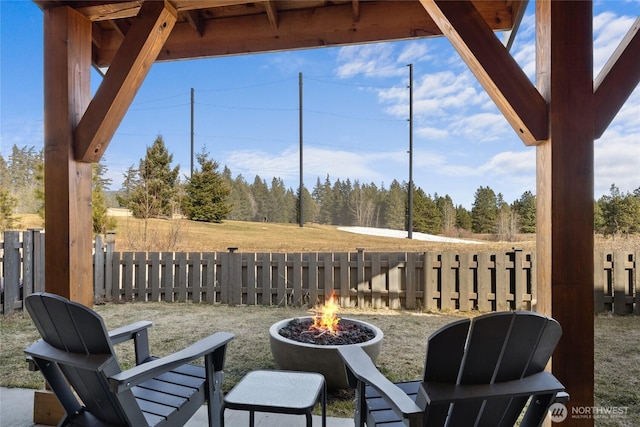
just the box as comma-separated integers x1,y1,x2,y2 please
1,231,637,314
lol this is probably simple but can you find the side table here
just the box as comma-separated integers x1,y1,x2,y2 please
221,370,326,427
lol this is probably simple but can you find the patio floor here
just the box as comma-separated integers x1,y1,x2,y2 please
0,387,353,427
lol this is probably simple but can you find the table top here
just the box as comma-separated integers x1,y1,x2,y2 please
224,370,325,410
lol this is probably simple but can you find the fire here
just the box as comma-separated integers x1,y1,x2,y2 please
312,292,340,334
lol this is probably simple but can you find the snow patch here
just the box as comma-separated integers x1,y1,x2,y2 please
337,226,484,245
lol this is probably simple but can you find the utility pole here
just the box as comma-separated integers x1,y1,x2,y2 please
299,72,304,228
408,64,413,239
190,87,194,178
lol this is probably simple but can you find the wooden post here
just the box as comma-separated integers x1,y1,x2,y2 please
43,6,93,307
536,1,595,425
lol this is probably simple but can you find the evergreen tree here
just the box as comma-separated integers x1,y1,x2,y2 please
296,185,318,224
599,184,640,236
314,175,334,224
435,193,456,233
455,205,472,231
266,177,289,223
383,179,406,230
182,149,231,223
118,136,180,218
6,145,43,213
471,186,498,233
412,187,441,234
227,173,255,221
512,191,536,233
0,188,19,231
251,176,270,221
92,160,117,234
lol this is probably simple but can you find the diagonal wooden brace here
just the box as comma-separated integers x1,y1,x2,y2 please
419,0,548,145
74,0,177,163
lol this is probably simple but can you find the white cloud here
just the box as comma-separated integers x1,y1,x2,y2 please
397,42,430,64
335,43,404,78
593,12,636,76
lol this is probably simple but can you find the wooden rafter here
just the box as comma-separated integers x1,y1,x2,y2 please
419,0,548,145
264,0,278,31
74,0,177,163
594,16,640,139
352,0,360,22
185,10,204,36
89,1,519,67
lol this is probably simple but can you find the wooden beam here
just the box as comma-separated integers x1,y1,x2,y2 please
92,1,520,66
185,10,205,36
594,16,640,138
419,0,548,145
352,0,360,22
536,2,595,425
43,6,93,306
264,0,278,31
74,1,177,163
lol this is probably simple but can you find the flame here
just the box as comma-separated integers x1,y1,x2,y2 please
312,292,340,334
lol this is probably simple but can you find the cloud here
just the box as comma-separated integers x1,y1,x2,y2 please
397,42,430,64
221,145,409,187
593,12,636,76
334,43,404,78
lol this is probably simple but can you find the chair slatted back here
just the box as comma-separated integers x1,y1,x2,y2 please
422,311,561,427
26,293,143,426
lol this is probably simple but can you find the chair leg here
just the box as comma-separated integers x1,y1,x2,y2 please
205,354,225,427
354,381,367,427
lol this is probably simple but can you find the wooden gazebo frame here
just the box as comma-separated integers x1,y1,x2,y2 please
33,1,639,426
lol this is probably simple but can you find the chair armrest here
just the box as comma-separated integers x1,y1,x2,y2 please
109,321,153,345
419,372,566,405
338,346,423,420
25,340,114,370
109,331,234,393
109,321,153,364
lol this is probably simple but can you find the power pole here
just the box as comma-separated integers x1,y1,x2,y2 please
299,72,304,228
190,87,194,178
408,64,414,239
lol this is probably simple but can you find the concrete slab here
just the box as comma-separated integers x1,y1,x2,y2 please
0,387,354,427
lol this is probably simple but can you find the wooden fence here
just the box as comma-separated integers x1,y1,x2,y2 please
2,230,638,315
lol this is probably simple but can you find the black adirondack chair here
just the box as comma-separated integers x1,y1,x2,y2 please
339,311,568,427
24,292,234,427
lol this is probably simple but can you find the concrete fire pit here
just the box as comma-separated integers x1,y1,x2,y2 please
269,317,383,389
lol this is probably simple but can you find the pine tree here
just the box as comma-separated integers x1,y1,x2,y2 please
251,176,270,221
471,186,498,233
512,191,536,233
92,160,117,234
0,188,19,231
412,187,441,234
118,136,179,219
383,179,406,230
182,150,231,223
455,205,472,231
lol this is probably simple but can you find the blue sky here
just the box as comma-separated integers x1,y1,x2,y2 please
1,1,638,209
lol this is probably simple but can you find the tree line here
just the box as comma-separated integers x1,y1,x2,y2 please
2,140,639,241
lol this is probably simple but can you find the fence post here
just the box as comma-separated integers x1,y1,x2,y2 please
613,251,629,315
23,230,34,298
104,232,115,300
227,247,242,306
94,234,105,301
356,248,366,308
2,231,20,315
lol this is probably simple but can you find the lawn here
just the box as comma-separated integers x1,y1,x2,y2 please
2,303,639,425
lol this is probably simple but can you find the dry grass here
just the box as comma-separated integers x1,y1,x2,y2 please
16,213,639,253
2,304,639,423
